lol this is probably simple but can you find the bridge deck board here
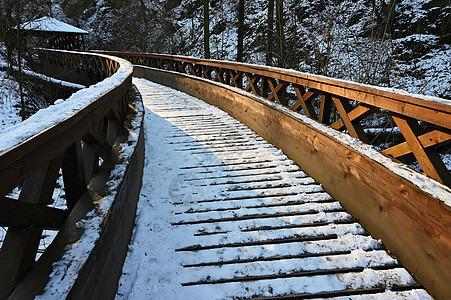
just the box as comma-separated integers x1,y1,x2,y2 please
115,78,431,299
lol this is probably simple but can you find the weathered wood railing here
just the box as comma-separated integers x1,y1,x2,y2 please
96,51,451,187
0,50,143,299
96,50,451,300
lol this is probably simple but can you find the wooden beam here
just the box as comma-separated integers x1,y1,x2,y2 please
62,141,86,210
83,129,112,154
291,89,320,112
392,115,451,186
332,96,369,143
267,78,288,105
245,73,261,96
188,63,197,76
330,104,378,131
319,94,332,125
292,85,318,119
0,197,69,229
383,130,451,159
0,155,62,299
214,68,225,83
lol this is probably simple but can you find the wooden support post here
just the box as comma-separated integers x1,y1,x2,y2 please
319,94,332,125
0,155,63,299
107,118,119,146
392,115,451,186
230,71,243,88
224,69,231,85
62,142,86,210
82,142,99,184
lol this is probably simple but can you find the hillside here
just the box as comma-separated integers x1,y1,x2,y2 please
48,0,450,99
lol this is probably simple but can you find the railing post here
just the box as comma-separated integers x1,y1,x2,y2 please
0,155,62,299
62,141,87,210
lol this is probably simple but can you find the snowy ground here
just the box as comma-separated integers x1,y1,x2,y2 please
115,78,431,299
0,70,22,132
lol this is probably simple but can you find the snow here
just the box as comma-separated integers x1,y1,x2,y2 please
35,84,143,300
18,17,88,34
115,78,431,299
0,51,132,153
212,80,451,207
0,61,85,90
0,70,21,132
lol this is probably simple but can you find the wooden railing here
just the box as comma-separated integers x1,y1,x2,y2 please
0,49,134,298
96,51,451,187
95,51,450,299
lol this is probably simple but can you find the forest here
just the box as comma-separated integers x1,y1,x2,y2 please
0,0,450,100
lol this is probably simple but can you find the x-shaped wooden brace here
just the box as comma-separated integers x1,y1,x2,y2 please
331,96,369,143
330,103,378,131
291,85,320,119
245,73,261,96
0,153,65,298
202,66,213,79
387,115,451,186
229,70,243,87
157,59,164,70
267,78,288,105
187,63,197,76
214,68,226,83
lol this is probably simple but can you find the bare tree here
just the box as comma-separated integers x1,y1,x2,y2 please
266,0,274,66
237,0,244,62
275,0,285,67
203,0,210,59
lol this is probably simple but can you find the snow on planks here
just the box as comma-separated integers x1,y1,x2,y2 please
116,78,431,299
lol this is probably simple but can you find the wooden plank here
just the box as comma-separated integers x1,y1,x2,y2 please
82,142,100,184
330,104,378,131
106,118,119,146
319,94,332,125
245,73,260,96
188,63,197,76
392,115,451,186
332,96,369,143
0,157,61,299
83,130,112,154
383,130,451,159
0,197,69,229
135,66,451,300
267,79,288,105
62,142,87,210
292,85,318,119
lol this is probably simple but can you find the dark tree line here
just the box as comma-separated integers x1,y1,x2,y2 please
1,0,449,98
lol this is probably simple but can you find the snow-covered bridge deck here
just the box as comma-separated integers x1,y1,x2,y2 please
116,78,431,299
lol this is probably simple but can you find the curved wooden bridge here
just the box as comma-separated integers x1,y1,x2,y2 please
0,50,450,299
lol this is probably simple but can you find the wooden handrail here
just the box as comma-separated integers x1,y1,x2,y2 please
0,49,133,298
94,50,451,186
132,63,450,299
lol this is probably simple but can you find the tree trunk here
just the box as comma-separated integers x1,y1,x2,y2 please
237,0,245,62
203,0,210,59
15,0,25,121
275,0,285,67
266,0,274,66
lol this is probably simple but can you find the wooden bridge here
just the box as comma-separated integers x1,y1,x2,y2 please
0,49,450,299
